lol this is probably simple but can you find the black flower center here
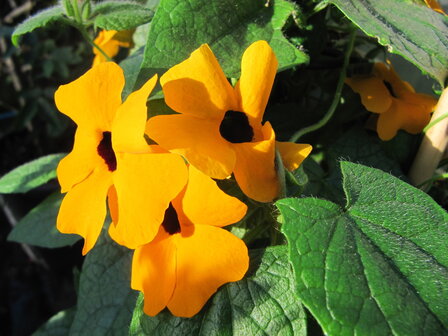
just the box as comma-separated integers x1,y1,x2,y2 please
162,203,181,235
97,132,117,172
383,80,397,98
219,110,254,143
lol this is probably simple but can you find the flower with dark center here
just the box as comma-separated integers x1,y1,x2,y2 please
146,41,312,202
346,62,437,140
55,62,188,254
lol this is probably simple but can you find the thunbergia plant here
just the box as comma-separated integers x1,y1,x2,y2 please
2,0,448,335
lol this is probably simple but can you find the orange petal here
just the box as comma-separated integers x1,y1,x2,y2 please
235,41,278,125
110,152,188,249
112,75,157,153
57,127,104,193
146,114,236,179
276,141,313,171
376,101,404,141
345,76,392,113
167,225,249,317
131,229,177,316
57,167,112,255
54,62,124,131
398,100,432,134
233,122,278,202
160,44,237,119
181,165,247,227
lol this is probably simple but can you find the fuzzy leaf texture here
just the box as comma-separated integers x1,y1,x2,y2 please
0,153,64,193
277,161,448,335
141,0,309,78
329,0,448,86
129,246,306,336
12,6,64,46
33,307,76,336
92,1,154,30
68,232,137,336
7,193,79,248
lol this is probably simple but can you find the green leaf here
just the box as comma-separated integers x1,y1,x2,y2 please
141,0,308,78
7,193,80,248
92,1,154,30
33,307,76,336
68,232,137,336
329,0,448,86
0,153,65,194
121,47,145,99
12,6,64,46
277,161,448,335
129,246,306,335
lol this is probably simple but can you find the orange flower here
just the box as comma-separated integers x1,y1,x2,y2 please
146,41,312,202
93,30,133,66
125,165,248,317
55,62,188,254
425,0,445,14
346,62,437,141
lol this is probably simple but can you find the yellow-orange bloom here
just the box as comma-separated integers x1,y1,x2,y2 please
146,41,312,202
93,30,133,66
55,62,188,254
425,0,445,14
126,165,248,317
346,63,437,141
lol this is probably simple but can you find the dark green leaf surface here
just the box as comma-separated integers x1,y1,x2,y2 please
277,161,448,335
69,232,137,336
33,307,76,336
7,193,79,248
0,153,64,193
142,0,308,78
329,0,448,85
12,6,64,46
129,246,306,336
92,1,154,30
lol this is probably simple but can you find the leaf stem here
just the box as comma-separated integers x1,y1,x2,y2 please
289,29,356,143
409,87,448,187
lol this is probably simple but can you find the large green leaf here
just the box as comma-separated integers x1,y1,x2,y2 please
7,193,79,248
129,246,306,335
329,0,448,86
12,6,64,46
277,162,448,335
92,1,154,30
277,161,448,335
68,232,137,336
33,307,76,336
141,0,308,78
0,154,64,194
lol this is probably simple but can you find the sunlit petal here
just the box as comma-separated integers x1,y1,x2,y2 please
146,114,236,179
57,167,112,255
167,225,248,317
54,62,124,131
161,44,237,119
235,40,278,125
131,229,177,316
276,141,312,171
110,152,188,249
57,127,104,193
181,165,247,227
233,122,278,202
112,75,158,153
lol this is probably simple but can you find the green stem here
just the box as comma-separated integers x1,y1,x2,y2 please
289,29,356,143
61,16,112,62
275,149,287,199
